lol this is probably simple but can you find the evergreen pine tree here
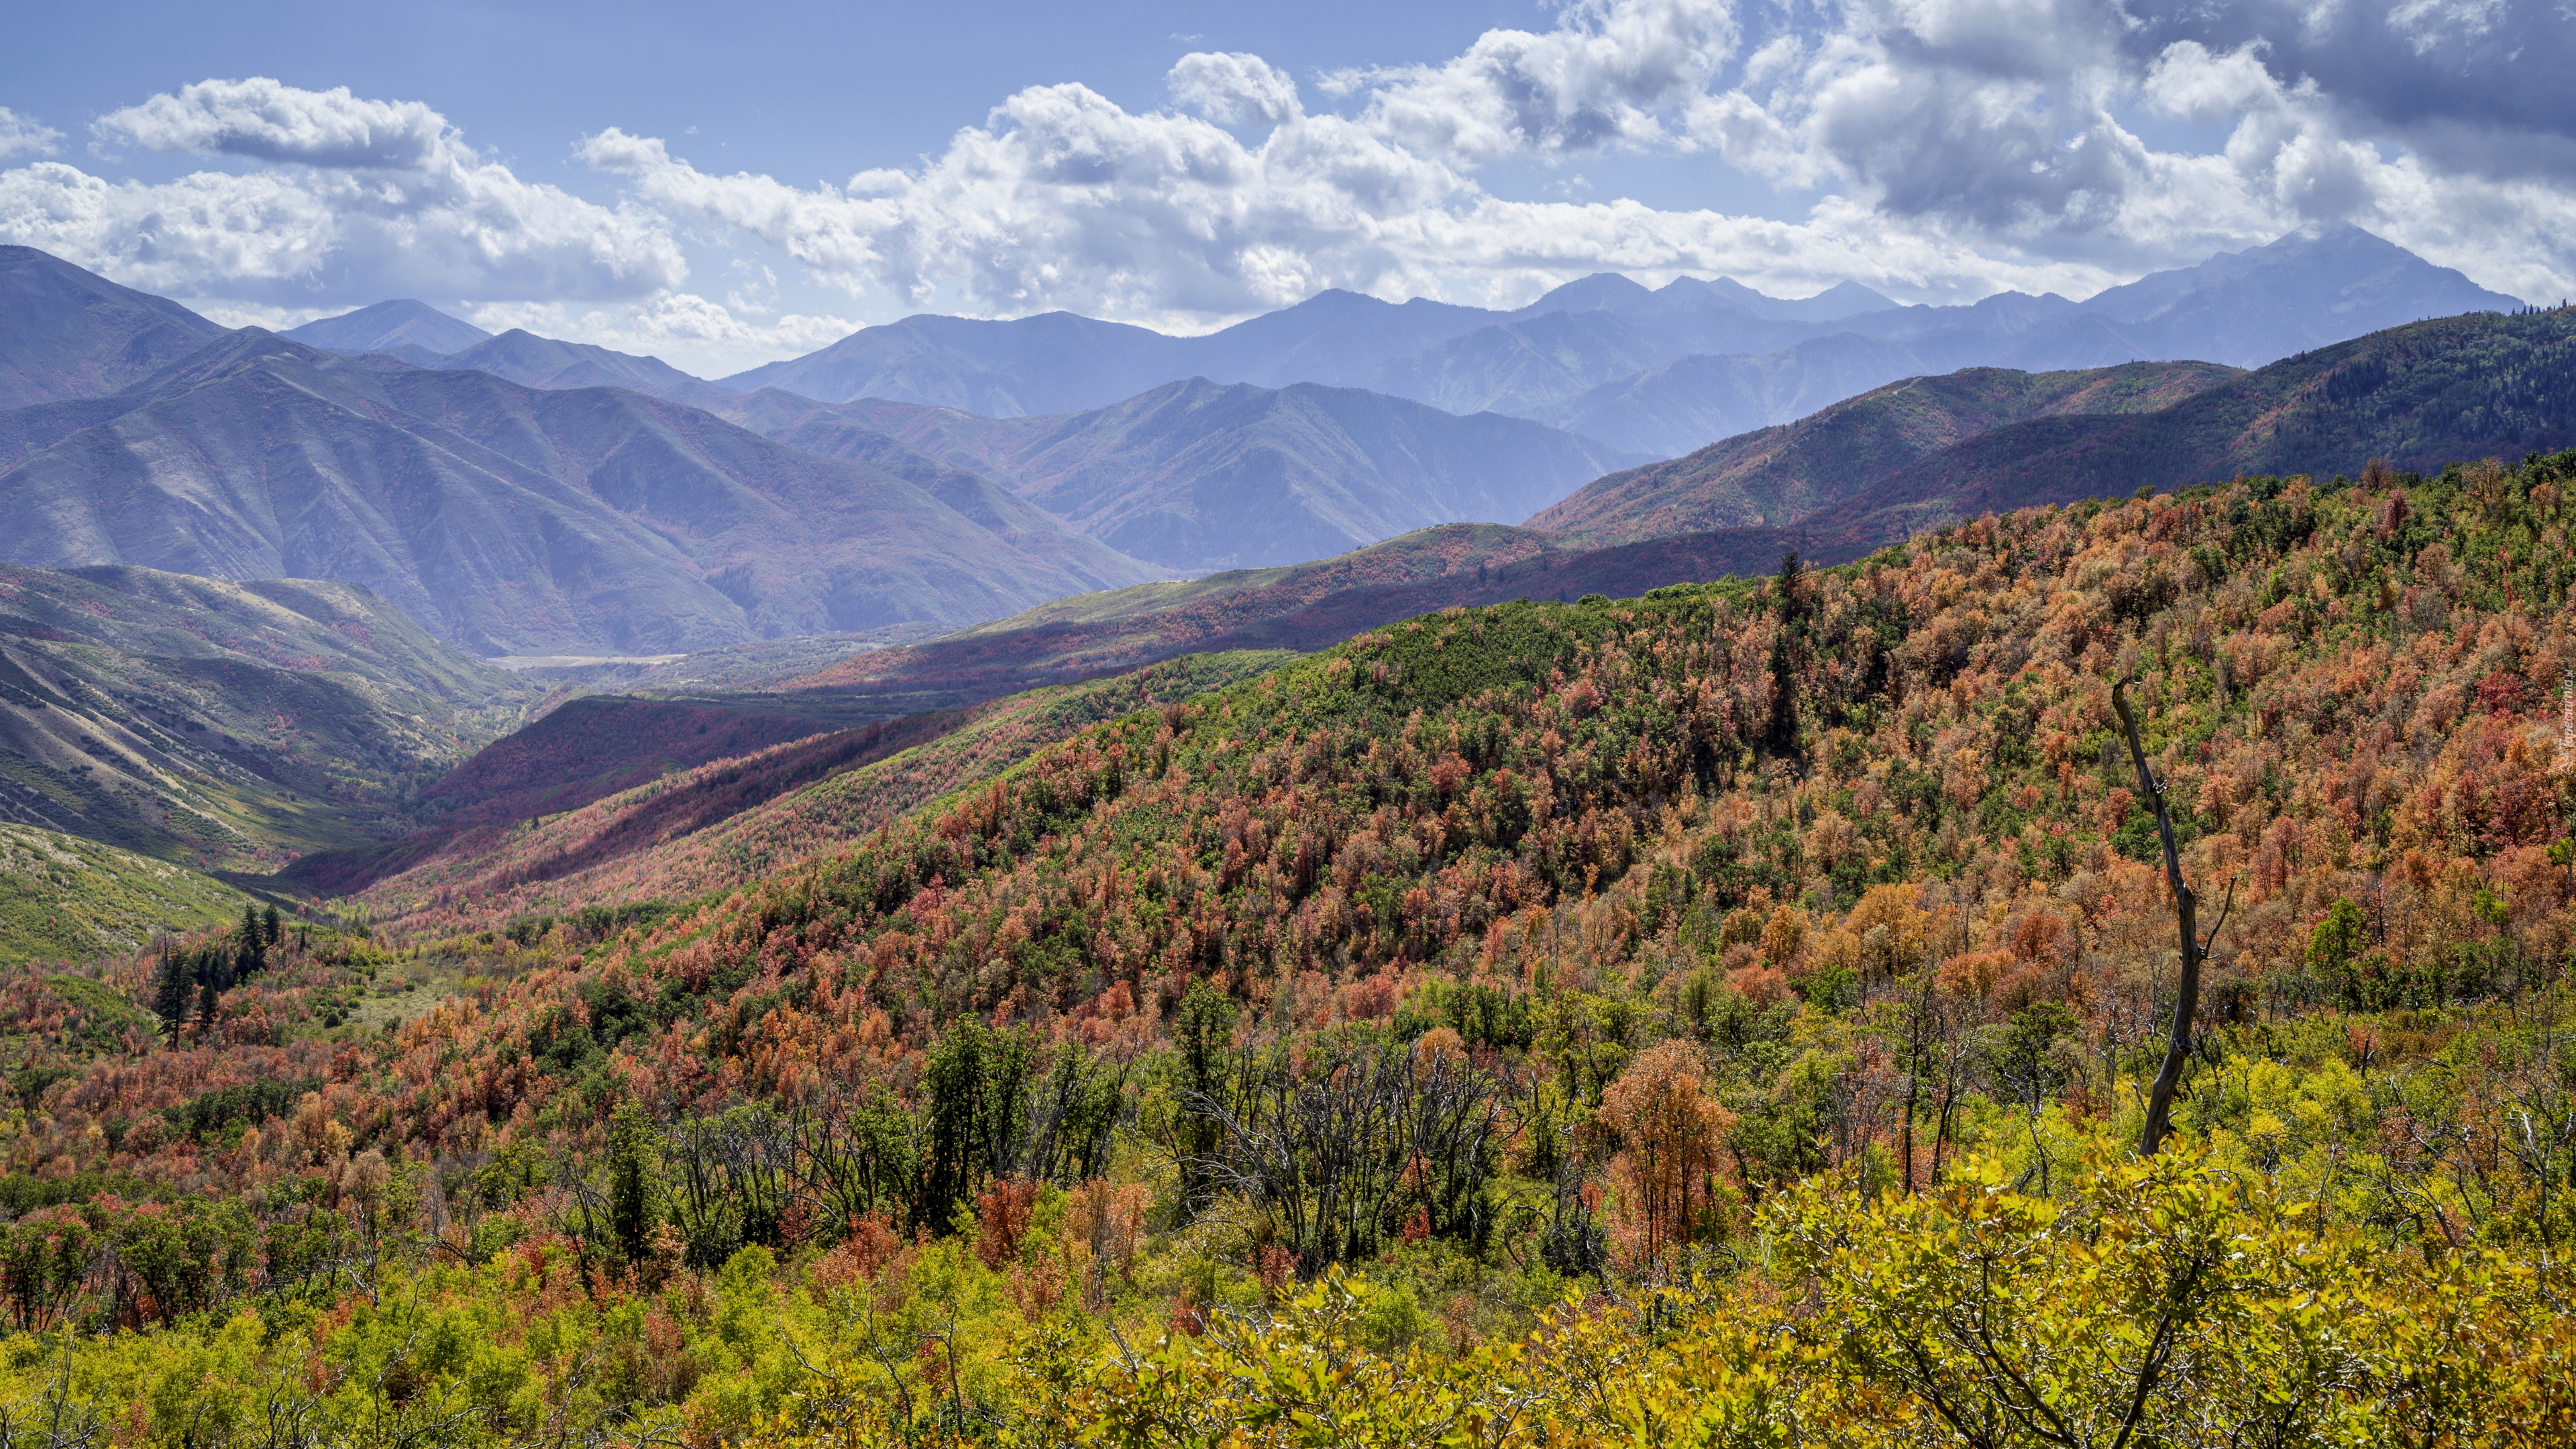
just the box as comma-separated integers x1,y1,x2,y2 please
603,1100,665,1267
150,945,193,1045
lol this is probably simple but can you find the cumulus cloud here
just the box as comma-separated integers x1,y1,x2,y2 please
1346,0,1738,163
1169,53,1303,129
96,77,449,168
1668,1,2576,295
0,77,683,308
2129,1,2576,176
0,108,62,161
566,0,2576,325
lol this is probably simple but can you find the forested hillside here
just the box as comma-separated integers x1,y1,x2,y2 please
321,651,1290,929
3,454,2575,1441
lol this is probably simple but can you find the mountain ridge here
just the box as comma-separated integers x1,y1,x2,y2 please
0,245,226,411
282,299,492,356
724,378,1644,571
716,227,2520,462
0,329,1164,655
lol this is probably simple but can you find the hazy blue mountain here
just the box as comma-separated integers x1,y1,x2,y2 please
1171,290,1501,388
0,329,1161,655
282,307,741,410
722,311,1190,417
1536,333,1932,460
720,277,1858,419
721,227,2521,463
282,299,492,356
1539,228,2529,454
1510,272,1896,330
2060,225,2524,364
1698,277,1898,323
0,246,225,410
724,379,1645,572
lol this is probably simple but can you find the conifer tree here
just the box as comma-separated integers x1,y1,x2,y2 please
150,943,192,1045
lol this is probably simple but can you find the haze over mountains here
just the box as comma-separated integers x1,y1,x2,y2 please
720,225,2522,455
0,326,1161,655
260,223,2516,469
0,225,2537,674
724,381,1642,571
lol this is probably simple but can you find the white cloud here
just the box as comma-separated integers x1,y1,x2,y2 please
1350,0,1739,164
96,77,449,168
564,0,2576,325
0,77,684,309
0,108,62,161
1169,52,1303,129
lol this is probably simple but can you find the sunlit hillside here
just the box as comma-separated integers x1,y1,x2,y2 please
1,453,2571,1441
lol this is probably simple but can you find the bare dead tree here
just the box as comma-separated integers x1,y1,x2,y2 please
1187,1041,1505,1275
2113,676,2235,1156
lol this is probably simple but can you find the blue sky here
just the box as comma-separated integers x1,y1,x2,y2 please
6,1,2571,376
8,3,1533,192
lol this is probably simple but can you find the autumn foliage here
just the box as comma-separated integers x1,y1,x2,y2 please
1,453,2574,1442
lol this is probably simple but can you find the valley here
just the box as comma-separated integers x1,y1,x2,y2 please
1,221,2573,1446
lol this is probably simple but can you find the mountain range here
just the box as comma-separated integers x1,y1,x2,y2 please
1,250,1650,648
782,307,2576,709
0,326,1163,655
268,225,2510,468
717,226,2522,455
0,227,2540,673
721,381,1642,571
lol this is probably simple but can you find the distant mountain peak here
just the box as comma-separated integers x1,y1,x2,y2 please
2081,223,2525,331
282,299,492,357
1521,274,1660,316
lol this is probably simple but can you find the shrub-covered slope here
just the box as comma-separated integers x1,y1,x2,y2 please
0,823,250,964
341,649,1293,934
0,563,530,869
5,453,2576,1443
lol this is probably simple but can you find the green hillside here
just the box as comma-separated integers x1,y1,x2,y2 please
0,563,533,869
0,822,249,964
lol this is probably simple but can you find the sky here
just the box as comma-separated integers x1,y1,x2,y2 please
4,0,2571,378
